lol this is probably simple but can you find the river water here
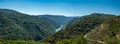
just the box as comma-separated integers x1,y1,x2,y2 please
55,25,64,32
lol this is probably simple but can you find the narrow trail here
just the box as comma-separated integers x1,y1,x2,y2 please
84,34,105,44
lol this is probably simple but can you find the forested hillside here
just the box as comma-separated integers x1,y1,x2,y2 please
42,13,115,44
0,9,58,41
38,15,73,26
86,16,120,44
0,9,119,44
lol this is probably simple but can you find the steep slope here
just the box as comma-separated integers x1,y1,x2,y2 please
86,16,120,44
38,16,60,28
0,9,57,41
42,13,115,43
38,15,73,26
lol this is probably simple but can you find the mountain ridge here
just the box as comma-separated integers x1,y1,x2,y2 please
0,9,60,41
38,15,74,26
42,13,115,44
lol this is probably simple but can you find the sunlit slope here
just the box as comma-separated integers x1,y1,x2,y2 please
42,13,114,43
86,16,120,44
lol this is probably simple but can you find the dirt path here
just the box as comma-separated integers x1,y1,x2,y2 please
84,34,105,44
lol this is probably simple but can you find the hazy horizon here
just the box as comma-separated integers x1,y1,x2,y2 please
0,0,120,16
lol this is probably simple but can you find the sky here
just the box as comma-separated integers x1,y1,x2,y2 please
0,0,120,16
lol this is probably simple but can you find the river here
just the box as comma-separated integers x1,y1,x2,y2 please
55,25,64,32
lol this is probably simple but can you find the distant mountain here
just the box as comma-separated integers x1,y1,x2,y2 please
0,9,58,41
38,15,73,26
42,13,115,44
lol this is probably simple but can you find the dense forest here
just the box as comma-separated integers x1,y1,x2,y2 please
42,13,120,44
0,9,120,44
38,15,73,26
0,9,72,41
0,9,57,41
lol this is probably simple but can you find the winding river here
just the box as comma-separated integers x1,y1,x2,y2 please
55,25,64,32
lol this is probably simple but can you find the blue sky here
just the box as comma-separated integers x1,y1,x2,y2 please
0,0,120,16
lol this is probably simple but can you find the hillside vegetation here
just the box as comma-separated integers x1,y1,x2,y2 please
0,9,59,41
86,16,120,44
42,13,115,44
38,15,73,26
0,9,120,44
42,14,120,44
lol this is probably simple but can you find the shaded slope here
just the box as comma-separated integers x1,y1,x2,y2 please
0,9,57,41
38,15,73,26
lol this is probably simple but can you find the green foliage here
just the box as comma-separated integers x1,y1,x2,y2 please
38,15,73,25
42,13,114,43
0,9,59,41
55,35,88,44
86,16,120,44
42,35,88,44
72,35,88,44
56,39,71,44
0,39,42,44
1,9,119,44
